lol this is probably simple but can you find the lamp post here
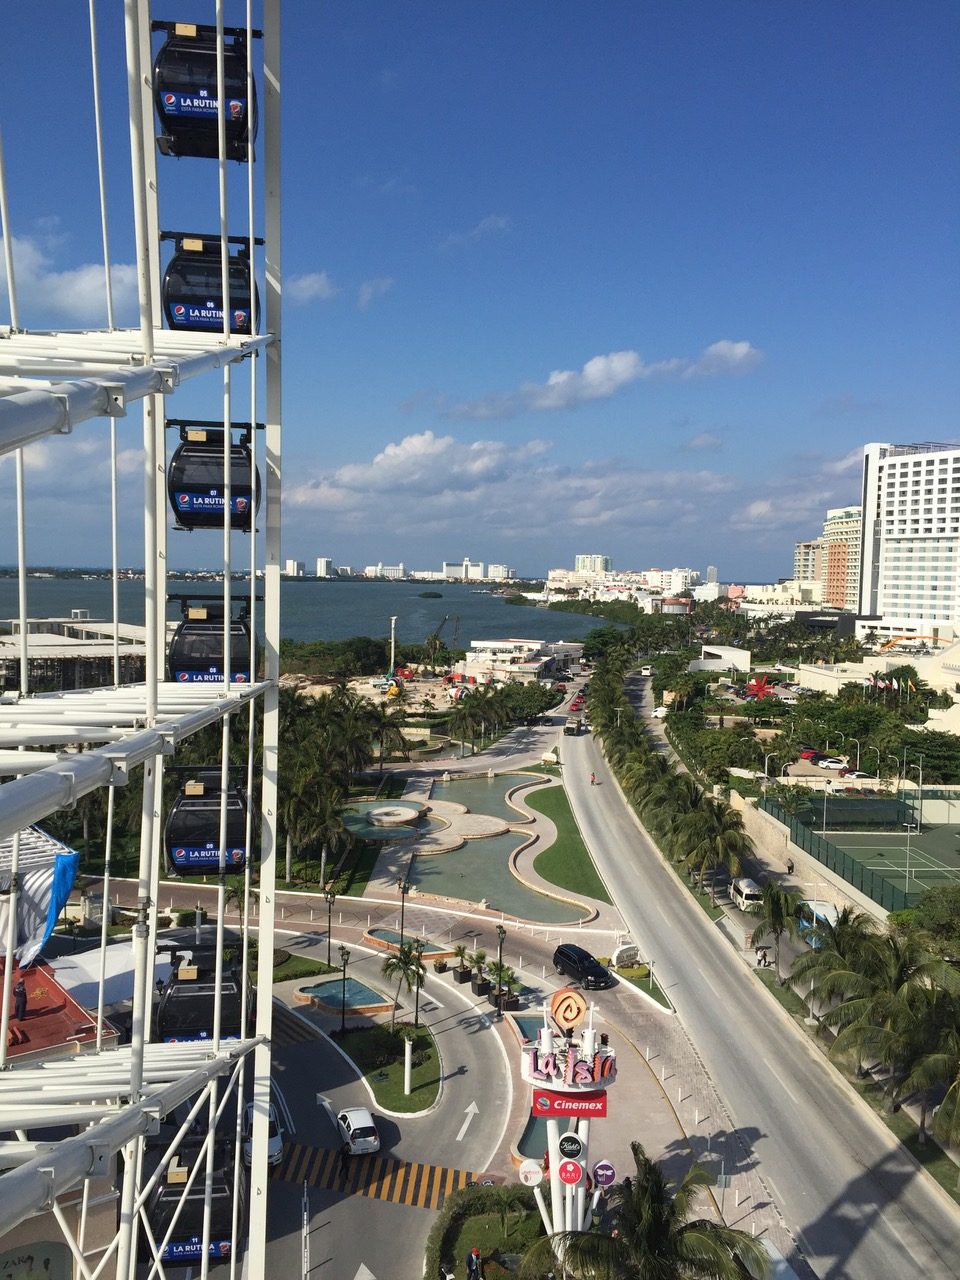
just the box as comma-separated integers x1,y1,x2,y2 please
324,890,336,967
848,737,861,772
495,924,506,1020
397,877,410,946
902,822,918,894
763,752,778,780
413,938,425,1027
908,757,924,831
867,745,880,778
338,944,350,1037
887,755,901,803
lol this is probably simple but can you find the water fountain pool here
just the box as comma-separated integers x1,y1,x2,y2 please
296,976,393,1014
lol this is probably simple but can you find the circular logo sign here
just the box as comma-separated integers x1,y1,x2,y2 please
558,1160,583,1186
593,1160,617,1187
518,1159,543,1188
550,987,588,1032
558,1133,584,1160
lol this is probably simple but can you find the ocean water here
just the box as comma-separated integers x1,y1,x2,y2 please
0,577,604,645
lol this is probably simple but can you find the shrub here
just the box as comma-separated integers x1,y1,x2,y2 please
423,1184,536,1280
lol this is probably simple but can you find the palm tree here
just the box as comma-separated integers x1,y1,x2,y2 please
381,943,425,1032
520,1140,769,1280
365,702,408,771
676,797,752,903
750,884,801,983
888,987,960,1144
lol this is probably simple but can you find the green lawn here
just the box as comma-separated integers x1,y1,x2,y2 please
335,1024,440,1112
616,964,671,1009
525,786,611,904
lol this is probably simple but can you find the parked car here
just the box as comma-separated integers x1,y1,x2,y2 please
337,1106,380,1154
242,1102,284,1166
818,757,847,770
799,749,822,761
553,943,615,990
839,768,871,779
651,706,668,720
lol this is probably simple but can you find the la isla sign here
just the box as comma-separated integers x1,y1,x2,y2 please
532,1089,608,1118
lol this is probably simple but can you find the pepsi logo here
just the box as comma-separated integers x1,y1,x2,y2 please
233,310,246,325
173,304,185,318
229,99,243,119
177,672,189,682
236,498,248,512
163,93,176,106
177,493,190,507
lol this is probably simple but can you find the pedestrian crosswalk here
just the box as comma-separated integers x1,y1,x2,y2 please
271,1143,476,1210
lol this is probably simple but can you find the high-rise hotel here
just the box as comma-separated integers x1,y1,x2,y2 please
859,441,960,644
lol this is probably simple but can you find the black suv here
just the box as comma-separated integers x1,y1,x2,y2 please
553,943,614,990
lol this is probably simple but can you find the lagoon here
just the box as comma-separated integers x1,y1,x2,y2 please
0,578,605,646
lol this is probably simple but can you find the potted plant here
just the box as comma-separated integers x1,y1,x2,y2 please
453,943,472,984
500,969,522,1012
469,949,490,997
433,957,448,974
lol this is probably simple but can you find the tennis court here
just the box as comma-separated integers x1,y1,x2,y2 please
826,824,960,898
760,791,960,910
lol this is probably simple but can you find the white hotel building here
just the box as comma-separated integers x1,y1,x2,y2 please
859,441,960,645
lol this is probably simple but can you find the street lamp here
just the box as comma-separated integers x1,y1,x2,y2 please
908,757,924,831
763,752,778,779
338,943,351,1036
867,745,880,778
397,877,410,946
495,924,506,1021
324,889,336,967
903,822,918,894
847,737,861,771
887,755,901,802
413,938,425,1027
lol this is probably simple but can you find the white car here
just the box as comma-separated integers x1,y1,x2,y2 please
337,1106,380,1154
242,1102,283,1166
651,706,668,720
818,757,847,770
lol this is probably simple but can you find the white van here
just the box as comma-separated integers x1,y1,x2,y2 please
731,877,764,911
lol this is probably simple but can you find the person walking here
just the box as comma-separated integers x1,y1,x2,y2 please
338,1141,351,1181
13,976,27,1022
590,772,596,786
466,1247,482,1279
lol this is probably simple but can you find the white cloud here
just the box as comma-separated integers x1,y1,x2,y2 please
357,277,395,310
448,340,764,420
287,271,339,304
440,214,512,252
0,233,138,326
684,339,764,377
682,431,722,452
820,446,864,475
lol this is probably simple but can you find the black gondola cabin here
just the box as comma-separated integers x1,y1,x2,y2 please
143,1138,245,1264
161,234,257,335
167,600,251,684
168,424,261,531
165,772,247,874
155,951,252,1044
153,22,257,161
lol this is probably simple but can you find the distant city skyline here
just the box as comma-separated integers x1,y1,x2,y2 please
0,3,957,579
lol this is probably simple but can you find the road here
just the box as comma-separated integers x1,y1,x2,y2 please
263,933,510,1280
565,677,960,1280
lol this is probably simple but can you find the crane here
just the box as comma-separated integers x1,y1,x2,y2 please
424,615,449,665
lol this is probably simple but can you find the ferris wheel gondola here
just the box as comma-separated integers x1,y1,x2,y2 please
152,20,259,161
161,232,260,335
167,421,261,532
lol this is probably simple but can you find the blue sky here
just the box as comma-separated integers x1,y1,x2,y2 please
1,1,958,579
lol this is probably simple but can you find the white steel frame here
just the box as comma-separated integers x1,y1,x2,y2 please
0,3,281,1277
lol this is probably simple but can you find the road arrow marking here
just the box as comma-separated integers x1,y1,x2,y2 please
456,1101,479,1142
352,1267,377,1280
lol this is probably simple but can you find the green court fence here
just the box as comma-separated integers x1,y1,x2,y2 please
759,796,913,912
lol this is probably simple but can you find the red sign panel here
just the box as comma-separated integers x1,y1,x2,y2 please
532,1089,608,1118
558,1159,583,1186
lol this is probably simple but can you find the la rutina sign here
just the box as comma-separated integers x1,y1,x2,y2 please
532,1089,608,1118
558,1160,583,1186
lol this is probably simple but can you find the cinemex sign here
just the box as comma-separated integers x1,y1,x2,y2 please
533,1090,608,1118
